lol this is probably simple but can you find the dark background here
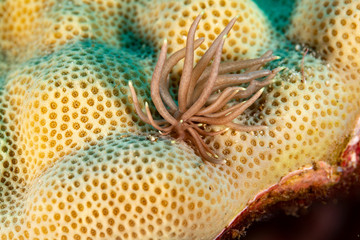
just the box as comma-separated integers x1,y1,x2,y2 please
242,190,360,240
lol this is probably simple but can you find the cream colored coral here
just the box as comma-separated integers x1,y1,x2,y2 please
0,0,360,239
3,40,154,183
0,0,51,61
0,0,142,63
135,0,275,75
288,0,360,77
208,56,359,194
3,134,243,240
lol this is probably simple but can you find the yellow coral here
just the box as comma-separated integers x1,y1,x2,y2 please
4,41,155,183
0,0,360,239
0,0,141,63
4,134,243,239
288,0,360,77
209,58,359,194
135,0,275,75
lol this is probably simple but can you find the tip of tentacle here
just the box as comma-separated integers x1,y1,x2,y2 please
276,66,286,73
211,153,227,164
128,80,133,86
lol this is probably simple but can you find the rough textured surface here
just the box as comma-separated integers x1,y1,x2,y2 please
208,57,358,195
3,40,154,183
288,0,360,76
0,0,360,239
7,134,243,239
218,115,360,239
136,0,274,58
0,0,144,64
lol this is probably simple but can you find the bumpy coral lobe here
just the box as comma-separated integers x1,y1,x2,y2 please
23,134,243,239
0,0,142,63
4,41,155,184
0,0,359,239
210,60,358,193
288,0,360,77
134,0,275,75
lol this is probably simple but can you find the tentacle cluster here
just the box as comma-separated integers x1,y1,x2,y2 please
129,13,281,164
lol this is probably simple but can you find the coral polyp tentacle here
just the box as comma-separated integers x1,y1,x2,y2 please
160,37,205,113
129,14,280,164
178,13,203,112
186,16,239,105
181,36,226,122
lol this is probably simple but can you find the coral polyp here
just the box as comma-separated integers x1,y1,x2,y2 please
129,14,280,164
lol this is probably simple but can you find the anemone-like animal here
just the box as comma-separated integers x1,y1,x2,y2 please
129,13,281,164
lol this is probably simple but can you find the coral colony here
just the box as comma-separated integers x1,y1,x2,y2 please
0,0,359,239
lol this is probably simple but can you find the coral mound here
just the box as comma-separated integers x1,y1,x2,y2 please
3,40,154,183
288,0,360,77
0,0,360,239
5,133,242,239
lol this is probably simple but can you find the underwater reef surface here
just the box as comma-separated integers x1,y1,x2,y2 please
0,0,359,239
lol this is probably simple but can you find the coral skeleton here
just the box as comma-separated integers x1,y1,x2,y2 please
129,13,281,164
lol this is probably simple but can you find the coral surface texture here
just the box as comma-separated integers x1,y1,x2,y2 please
0,0,359,239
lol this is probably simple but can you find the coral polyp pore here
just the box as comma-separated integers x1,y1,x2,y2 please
129,14,281,164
